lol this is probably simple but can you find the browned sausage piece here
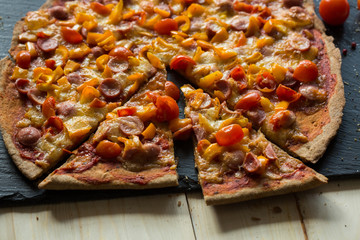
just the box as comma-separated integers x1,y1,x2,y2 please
230,15,248,32
215,79,232,100
299,85,327,102
143,143,161,159
66,72,83,85
222,150,245,171
173,124,193,141
283,0,303,8
246,109,266,129
243,152,261,174
27,88,47,105
16,127,41,146
49,6,69,20
91,46,106,59
263,144,277,160
56,101,76,117
108,58,130,73
15,78,31,94
289,36,310,52
118,116,144,136
99,78,122,99
37,38,58,53
282,70,298,88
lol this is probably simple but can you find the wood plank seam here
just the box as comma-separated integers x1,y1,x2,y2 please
294,194,308,240
185,192,198,240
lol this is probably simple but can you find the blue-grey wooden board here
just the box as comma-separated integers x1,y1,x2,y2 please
0,0,359,206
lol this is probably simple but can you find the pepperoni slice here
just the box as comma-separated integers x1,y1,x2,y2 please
27,88,47,105
243,152,261,174
37,38,58,53
107,58,129,73
99,78,122,99
118,116,144,136
15,79,31,94
16,127,41,146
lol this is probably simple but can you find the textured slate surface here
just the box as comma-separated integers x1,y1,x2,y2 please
0,0,359,206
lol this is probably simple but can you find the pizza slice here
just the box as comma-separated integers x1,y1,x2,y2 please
39,71,181,189
181,84,327,205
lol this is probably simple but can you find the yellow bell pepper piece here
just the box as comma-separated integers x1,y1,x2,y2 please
80,86,100,104
77,78,99,93
245,16,260,37
147,52,165,69
275,101,289,111
108,0,123,24
69,43,91,60
141,123,157,140
210,27,228,43
260,97,274,112
245,52,263,64
271,63,287,83
198,71,223,88
187,3,205,17
203,143,223,161
174,15,191,32
102,64,113,78
154,7,170,18
64,60,81,75
96,54,110,71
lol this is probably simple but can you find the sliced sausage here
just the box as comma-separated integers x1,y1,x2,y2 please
192,93,212,109
37,38,58,53
282,70,298,88
107,58,130,73
15,78,31,94
49,6,69,20
192,125,207,142
17,127,41,146
91,46,106,59
27,88,47,105
230,15,248,32
206,20,222,39
222,150,245,171
118,116,144,136
283,0,303,8
289,6,311,22
66,72,83,85
56,101,76,117
216,0,233,11
271,110,296,129
143,143,161,159
289,36,310,52
215,80,232,100
115,22,134,35
173,124,193,141
263,144,277,160
80,27,88,39
243,152,261,174
299,85,327,102
246,109,266,129
99,78,122,100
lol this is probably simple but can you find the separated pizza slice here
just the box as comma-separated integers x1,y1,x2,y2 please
39,71,181,189
181,84,327,205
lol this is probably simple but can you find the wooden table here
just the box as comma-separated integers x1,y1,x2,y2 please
1,178,359,240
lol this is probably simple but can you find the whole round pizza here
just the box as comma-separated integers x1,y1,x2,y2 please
0,0,344,205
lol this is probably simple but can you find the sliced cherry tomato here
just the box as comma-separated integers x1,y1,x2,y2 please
358,0,360,10
154,18,178,35
96,140,122,159
60,27,83,44
165,81,180,100
255,72,277,92
276,84,301,102
146,91,160,104
293,60,318,83
319,0,349,26
90,2,112,15
234,91,261,110
170,55,196,71
109,46,134,61
42,96,56,119
45,59,56,70
215,124,244,146
117,107,137,117
155,95,179,122
16,50,31,69
45,116,64,133
233,2,254,13
269,110,296,131
230,65,247,90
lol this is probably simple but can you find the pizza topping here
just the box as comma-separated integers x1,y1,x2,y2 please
90,2,112,16
246,109,266,129
173,124,193,140
42,96,56,119
96,140,122,159
15,78,31,94
154,18,178,35
269,110,296,130
142,143,161,159
299,85,327,102
91,46,106,59
263,144,277,160
221,150,245,171
16,127,41,147
56,101,76,117
170,55,196,71
107,58,130,73
155,95,179,122
293,60,318,83
16,51,31,69
27,88,47,105
45,116,64,132
109,46,134,60
289,36,310,52
255,72,277,93
215,124,244,146
37,38,58,53
98,78,122,100
230,15,248,32
283,0,303,8
230,65,247,90
281,70,298,88
243,152,261,174
276,84,301,102
66,72,83,85
118,116,144,136
165,81,180,100
49,6,68,20
215,80,232,100
61,27,83,44
235,91,261,110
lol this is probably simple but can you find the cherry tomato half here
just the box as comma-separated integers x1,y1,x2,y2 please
109,46,134,61
255,72,277,93
230,65,247,90
234,91,261,110
154,18,178,35
16,50,31,69
96,140,122,159
117,107,137,117
60,27,83,44
276,84,301,102
293,60,318,83
170,55,196,71
165,81,180,101
155,95,179,122
90,2,112,15
319,0,349,26
215,124,244,146
42,96,56,119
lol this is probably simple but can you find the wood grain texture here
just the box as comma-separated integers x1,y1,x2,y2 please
186,192,305,240
296,179,360,240
0,193,195,240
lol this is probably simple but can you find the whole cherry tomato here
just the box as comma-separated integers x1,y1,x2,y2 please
109,46,134,61
319,0,349,26
170,55,196,71
16,50,31,69
293,60,318,83
154,18,178,35
155,95,179,122
235,91,261,110
276,84,301,102
358,0,360,9
96,140,122,159
60,27,83,44
215,124,244,146
165,81,180,101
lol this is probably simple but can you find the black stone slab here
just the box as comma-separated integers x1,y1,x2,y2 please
0,0,359,206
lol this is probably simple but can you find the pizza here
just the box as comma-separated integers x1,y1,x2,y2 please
0,0,344,205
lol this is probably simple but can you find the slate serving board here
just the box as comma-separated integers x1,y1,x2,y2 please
0,0,359,207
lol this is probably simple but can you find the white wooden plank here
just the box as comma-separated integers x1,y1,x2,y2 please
0,193,195,240
296,179,360,240
187,192,305,240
